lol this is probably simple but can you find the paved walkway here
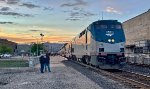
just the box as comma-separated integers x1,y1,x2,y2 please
0,56,103,89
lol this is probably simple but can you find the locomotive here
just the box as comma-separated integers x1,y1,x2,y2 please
59,20,126,69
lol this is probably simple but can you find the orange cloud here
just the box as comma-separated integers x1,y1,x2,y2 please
0,30,74,44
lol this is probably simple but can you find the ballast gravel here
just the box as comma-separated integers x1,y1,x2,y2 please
0,56,130,89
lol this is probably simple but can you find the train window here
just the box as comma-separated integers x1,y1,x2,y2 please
100,25,107,29
120,48,124,52
116,25,122,29
96,25,108,29
96,25,101,29
99,48,104,52
71,48,74,52
110,25,115,28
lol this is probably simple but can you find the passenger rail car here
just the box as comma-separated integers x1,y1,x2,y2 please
61,20,126,69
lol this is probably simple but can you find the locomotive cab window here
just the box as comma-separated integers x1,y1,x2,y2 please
110,25,115,28
116,25,122,29
100,25,107,29
96,25,107,29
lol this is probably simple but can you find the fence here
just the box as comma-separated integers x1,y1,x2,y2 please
29,56,40,67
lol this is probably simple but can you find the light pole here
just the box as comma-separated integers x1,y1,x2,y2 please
36,40,38,56
40,33,44,42
40,33,44,53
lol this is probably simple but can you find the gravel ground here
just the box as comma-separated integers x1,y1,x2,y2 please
0,56,130,89
122,64,150,76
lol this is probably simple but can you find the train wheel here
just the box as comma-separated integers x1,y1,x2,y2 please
85,56,90,65
82,56,86,64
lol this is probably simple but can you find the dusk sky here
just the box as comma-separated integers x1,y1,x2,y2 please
0,0,150,44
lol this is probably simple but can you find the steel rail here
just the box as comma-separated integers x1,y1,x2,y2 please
71,60,150,89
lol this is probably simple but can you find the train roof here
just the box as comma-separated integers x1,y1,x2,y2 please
70,20,122,43
92,20,121,25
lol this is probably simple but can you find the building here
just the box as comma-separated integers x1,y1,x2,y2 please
123,9,150,54
16,44,31,55
0,38,17,53
123,9,150,45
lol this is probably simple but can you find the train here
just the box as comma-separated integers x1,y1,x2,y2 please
59,20,126,69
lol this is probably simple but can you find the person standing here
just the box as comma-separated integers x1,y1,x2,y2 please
44,53,51,72
39,54,45,73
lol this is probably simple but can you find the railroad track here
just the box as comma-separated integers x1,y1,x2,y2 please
117,70,150,87
70,60,150,89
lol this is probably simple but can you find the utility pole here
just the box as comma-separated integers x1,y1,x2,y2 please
36,40,38,56
40,33,44,53
40,33,44,43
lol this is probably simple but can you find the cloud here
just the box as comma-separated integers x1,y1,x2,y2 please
0,27,4,32
63,6,95,21
0,0,5,1
70,12,80,17
66,10,95,21
0,32,36,43
60,0,88,7
0,12,33,17
65,18,80,21
44,36,74,43
0,7,10,11
43,7,53,11
29,29,41,32
0,32,74,43
0,22,14,24
105,7,122,14
20,3,40,9
82,12,95,17
6,0,20,4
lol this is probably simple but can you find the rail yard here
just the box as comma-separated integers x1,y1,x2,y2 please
0,1,150,89
0,56,149,89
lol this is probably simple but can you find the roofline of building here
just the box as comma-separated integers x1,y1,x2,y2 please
123,9,150,24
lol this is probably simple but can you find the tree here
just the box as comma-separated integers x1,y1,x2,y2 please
0,45,13,54
31,43,43,56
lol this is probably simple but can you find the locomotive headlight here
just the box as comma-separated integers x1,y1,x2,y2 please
108,39,111,42
112,39,115,42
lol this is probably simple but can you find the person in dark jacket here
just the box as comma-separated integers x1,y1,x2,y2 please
44,53,51,72
39,54,45,73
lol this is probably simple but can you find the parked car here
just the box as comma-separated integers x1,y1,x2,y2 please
0,54,3,58
2,54,12,58
0,54,12,58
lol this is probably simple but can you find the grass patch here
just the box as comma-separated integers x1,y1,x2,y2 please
0,60,29,68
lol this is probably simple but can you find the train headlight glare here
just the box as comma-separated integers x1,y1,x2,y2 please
112,39,115,42
108,39,111,42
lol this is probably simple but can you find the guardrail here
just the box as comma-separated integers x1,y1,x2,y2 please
29,56,40,67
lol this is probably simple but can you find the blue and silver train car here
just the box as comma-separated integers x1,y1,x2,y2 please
70,20,126,69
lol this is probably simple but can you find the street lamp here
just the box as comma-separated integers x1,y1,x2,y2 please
40,33,44,43
40,33,44,53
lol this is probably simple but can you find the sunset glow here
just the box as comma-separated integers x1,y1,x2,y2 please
0,0,150,43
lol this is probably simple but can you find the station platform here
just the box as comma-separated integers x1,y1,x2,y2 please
0,56,128,89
